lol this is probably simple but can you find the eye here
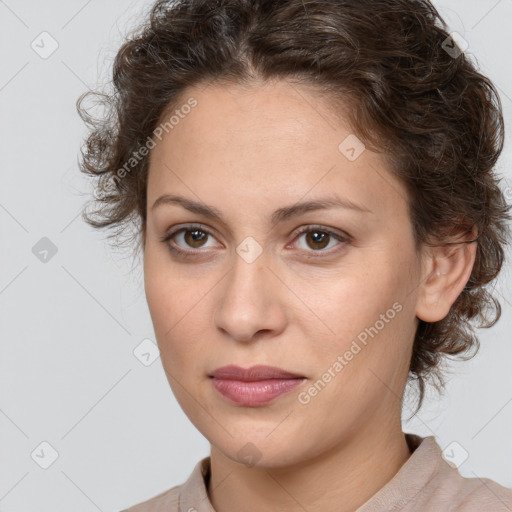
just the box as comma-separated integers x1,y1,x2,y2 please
160,224,219,255
160,223,351,259
291,225,350,255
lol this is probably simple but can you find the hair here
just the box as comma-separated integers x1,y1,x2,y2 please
77,0,511,413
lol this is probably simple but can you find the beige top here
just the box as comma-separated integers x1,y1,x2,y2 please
122,433,512,511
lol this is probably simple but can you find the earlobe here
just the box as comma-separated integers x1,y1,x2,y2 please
415,226,478,323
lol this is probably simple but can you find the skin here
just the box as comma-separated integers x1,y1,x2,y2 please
143,79,477,512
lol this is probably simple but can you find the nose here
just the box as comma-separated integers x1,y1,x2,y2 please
214,248,287,343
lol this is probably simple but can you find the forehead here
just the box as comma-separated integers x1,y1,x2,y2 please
147,80,409,219
156,79,350,153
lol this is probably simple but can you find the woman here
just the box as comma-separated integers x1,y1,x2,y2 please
78,0,512,510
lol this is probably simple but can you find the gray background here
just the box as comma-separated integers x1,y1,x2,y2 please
0,0,511,510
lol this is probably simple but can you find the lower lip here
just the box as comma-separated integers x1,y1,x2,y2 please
211,378,305,406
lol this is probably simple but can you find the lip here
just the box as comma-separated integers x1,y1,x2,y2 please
210,365,304,381
209,365,306,406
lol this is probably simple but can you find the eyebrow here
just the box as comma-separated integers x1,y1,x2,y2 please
151,193,373,225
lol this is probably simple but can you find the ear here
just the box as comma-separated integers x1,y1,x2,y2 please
415,225,478,323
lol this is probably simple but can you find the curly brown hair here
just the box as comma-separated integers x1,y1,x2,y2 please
77,0,511,412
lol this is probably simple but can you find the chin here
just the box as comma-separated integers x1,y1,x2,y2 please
208,428,323,469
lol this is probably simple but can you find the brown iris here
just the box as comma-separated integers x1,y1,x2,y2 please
184,229,208,248
305,230,330,250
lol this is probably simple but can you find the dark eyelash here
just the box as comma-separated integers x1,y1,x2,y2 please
294,225,350,243
292,225,351,258
160,224,351,258
159,224,208,244
159,224,211,258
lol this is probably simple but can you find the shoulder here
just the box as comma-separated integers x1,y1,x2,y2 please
120,484,181,512
119,457,211,512
424,458,512,511
405,435,512,511
358,434,512,512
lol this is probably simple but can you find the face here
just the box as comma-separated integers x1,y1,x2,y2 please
144,79,424,468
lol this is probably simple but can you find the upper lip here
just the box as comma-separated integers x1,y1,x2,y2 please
210,365,304,381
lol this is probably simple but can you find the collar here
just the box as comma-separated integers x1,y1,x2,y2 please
178,433,439,512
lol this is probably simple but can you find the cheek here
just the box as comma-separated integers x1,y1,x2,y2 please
298,279,411,422
145,280,209,419
144,252,214,369
144,243,193,329
300,253,415,367
302,268,393,335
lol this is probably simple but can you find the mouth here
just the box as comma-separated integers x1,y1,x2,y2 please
209,365,306,406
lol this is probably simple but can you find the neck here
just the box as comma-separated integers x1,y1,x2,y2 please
208,420,412,512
